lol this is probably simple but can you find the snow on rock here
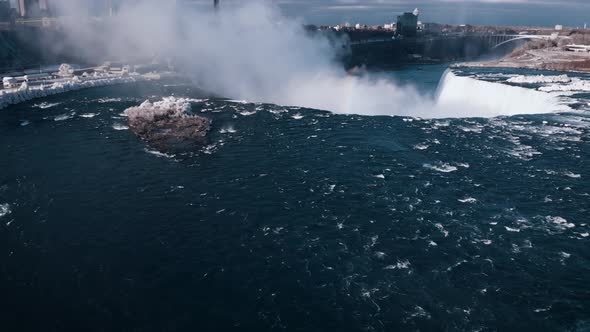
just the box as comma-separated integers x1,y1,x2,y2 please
124,97,193,122
507,74,572,84
124,97,211,152
539,78,590,93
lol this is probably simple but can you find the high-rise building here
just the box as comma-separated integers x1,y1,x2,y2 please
396,10,419,37
15,0,48,17
0,0,12,20
18,0,25,16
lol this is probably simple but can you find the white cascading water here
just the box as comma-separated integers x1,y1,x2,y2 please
434,70,569,118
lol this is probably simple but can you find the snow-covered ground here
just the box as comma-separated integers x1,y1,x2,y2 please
456,48,590,73
0,72,158,110
507,74,572,84
503,74,590,93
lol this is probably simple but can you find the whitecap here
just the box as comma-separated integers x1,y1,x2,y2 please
384,260,411,270
505,226,520,232
423,163,458,173
238,110,256,116
291,113,304,120
325,184,336,194
435,223,449,237
458,197,477,203
98,97,122,103
20,120,30,126
112,123,129,130
373,174,385,179
374,252,386,259
144,148,175,158
546,216,575,229
564,172,581,179
202,143,218,154
408,306,431,320
80,113,98,118
0,203,11,218
54,113,75,121
219,126,237,134
33,102,61,109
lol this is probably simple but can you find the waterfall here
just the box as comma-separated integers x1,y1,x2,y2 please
434,70,569,118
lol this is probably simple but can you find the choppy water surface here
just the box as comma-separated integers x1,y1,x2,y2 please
1,67,589,331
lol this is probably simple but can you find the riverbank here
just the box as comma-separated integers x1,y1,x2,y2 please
0,71,167,110
455,47,590,73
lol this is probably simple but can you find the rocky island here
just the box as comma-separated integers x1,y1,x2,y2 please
124,97,211,152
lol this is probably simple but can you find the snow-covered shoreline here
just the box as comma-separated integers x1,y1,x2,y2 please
0,72,157,110
455,48,590,74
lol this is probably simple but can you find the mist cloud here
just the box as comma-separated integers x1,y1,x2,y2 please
49,0,561,118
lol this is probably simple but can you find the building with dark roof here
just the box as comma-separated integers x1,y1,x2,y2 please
396,11,418,37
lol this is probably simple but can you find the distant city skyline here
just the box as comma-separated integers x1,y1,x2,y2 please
187,0,590,28
7,0,590,28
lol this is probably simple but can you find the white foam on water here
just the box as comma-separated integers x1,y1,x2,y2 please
505,226,521,233
374,252,386,259
384,260,411,270
564,172,581,179
237,110,256,116
423,163,458,173
54,112,75,121
219,125,237,134
112,123,129,130
20,120,30,126
435,223,449,237
97,98,122,103
0,203,11,218
458,197,477,203
33,102,61,109
202,143,218,155
144,148,175,158
291,113,304,120
80,113,98,118
546,216,575,230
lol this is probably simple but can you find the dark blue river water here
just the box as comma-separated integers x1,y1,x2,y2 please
1,66,589,331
